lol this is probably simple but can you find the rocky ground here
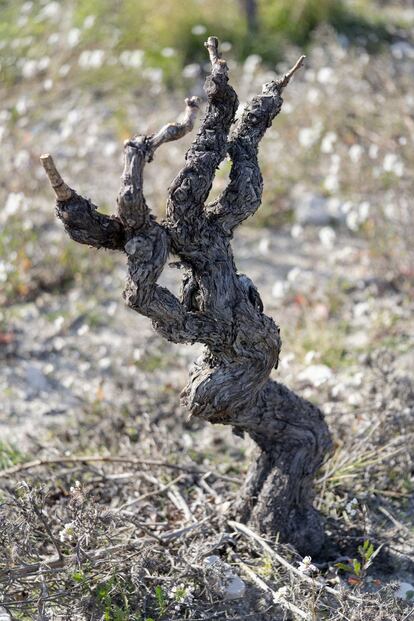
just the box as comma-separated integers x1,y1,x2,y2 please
1,5,414,619
1,221,414,619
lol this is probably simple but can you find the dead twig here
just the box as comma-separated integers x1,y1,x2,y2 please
0,454,241,484
0,542,146,582
228,521,364,604
231,551,311,620
116,473,185,511
161,516,212,542
167,484,196,523
31,499,64,561
378,505,412,535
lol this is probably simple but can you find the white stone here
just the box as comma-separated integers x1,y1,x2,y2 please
369,144,379,159
258,237,270,255
395,582,414,601
348,144,363,163
83,15,96,29
22,59,37,79
295,194,330,226
391,41,414,60
79,49,105,69
54,316,65,330
161,47,175,58
48,33,59,45
298,125,321,148
298,365,333,387
319,226,336,249
320,131,337,154
348,392,363,406
40,1,61,19
224,574,246,600
317,67,334,84
331,382,346,399
119,50,144,68
67,28,81,48
353,302,370,318
4,192,25,219
272,281,287,299
182,63,199,79
358,201,370,222
191,24,207,35
287,267,302,283
324,173,339,193
307,87,320,104
346,210,359,231
383,153,404,177
103,142,117,157
291,224,304,238
26,366,50,393
204,556,246,601
304,351,318,364
243,54,261,74
0,607,11,621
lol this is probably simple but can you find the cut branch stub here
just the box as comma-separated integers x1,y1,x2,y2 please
42,38,332,556
40,154,72,201
40,154,125,250
117,139,150,231
149,96,201,155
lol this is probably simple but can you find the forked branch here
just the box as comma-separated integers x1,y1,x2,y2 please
117,97,201,230
149,96,201,155
207,54,306,232
40,154,125,250
166,36,238,242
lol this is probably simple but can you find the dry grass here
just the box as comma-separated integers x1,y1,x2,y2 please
1,349,414,619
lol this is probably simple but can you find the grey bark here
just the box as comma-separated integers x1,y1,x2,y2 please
41,38,332,556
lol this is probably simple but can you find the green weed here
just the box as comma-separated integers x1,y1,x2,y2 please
0,440,25,470
336,539,382,584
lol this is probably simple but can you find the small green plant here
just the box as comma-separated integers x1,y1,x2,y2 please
257,554,274,578
155,585,167,617
0,440,25,470
336,540,382,584
94,575,133,620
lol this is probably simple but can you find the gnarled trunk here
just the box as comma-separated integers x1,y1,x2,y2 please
41,37,332,556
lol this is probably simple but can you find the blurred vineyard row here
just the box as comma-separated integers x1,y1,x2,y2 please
0,0,413,305
0,0,408,89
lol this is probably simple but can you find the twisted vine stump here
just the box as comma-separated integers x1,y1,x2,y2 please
41,37,332,556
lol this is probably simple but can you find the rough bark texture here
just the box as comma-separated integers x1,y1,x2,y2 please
41,37,332,556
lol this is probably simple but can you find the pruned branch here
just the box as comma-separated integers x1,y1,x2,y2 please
41,154,125,250
277,54,306,89
149,96,201,155
117,140,150,230
117,97,201,230
166,36,238,242
204,35,227,73
207,55,306,232
40,154,72,201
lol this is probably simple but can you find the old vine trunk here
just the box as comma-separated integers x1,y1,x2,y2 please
41,37,332,556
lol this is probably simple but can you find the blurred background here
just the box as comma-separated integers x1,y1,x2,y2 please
1,2,414,617
0,0,413,454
